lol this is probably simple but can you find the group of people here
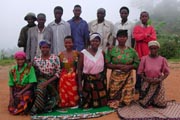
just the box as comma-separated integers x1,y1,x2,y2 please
8,5,170,116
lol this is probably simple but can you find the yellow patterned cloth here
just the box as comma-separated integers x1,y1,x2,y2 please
108,70,135,107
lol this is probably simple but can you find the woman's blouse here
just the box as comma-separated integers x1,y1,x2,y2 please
105,46,139,68
33,54,60,78
138,55,170,78
81,49,104,74
58,51,78,73
8,63,37,86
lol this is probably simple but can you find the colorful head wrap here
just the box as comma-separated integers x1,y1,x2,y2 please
39,40,51,48
90,33,102,41
148,41,160,48
14,51,26,59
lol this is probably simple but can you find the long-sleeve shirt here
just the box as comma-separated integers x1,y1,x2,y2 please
133,24,157,59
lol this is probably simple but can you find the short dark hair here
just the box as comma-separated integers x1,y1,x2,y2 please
74,4,81,9
37,13,46,19
64,35,74,42
140,11,149,17
119,6,129,14
116,29,128,37
54,6,63,13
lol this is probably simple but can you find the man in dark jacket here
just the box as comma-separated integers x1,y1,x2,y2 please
17,12,37,52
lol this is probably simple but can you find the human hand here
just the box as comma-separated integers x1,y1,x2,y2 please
39,81,48,89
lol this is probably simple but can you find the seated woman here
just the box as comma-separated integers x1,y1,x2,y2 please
78,33,108,108
8,51,37,115
58,36,79,107
31,40,60,114
106,30,139,109
138,41,169,108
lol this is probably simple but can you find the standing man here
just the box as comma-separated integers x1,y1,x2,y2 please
88,8,114,51
17,12,37,52
26,13,52,62
68,5,89,51
48,6,71,55
113,6,134,47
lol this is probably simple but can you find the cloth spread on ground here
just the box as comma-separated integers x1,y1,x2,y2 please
31,106,114,120
117,101,180,120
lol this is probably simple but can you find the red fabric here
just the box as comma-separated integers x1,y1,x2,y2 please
133,25,157,59
59,71,79,107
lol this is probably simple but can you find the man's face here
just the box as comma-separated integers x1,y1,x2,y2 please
37,16,46,26
97,10,105,21
54,9,63,20
120,9,129,20
26,16,35,25
73,7,81,17
140,12,149,24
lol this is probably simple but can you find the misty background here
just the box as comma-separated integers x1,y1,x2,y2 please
0,0,180,58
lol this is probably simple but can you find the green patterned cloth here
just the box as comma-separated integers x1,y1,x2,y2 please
31,106,114,120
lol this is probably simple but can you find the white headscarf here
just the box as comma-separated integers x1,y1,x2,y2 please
148,41,160,48
90,33,102,41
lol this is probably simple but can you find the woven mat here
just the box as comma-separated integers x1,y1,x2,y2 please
31,106,114,120
117,101,180,120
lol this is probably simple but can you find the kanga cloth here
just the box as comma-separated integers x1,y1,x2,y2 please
117,101,180,120
31,106,114,120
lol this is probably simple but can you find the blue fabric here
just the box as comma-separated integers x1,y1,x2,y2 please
68,17,89,51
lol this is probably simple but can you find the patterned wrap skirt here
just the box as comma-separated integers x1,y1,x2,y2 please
108,70,135,107
139,81,167,108
58,71,79,107
8,85,34,115
31,77,59,114
81,72,108,108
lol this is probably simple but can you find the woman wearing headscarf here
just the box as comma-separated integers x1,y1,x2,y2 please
78,33,108,108
8,51,37,115
106,30,139,109
138,41,169,108
31,40,60,114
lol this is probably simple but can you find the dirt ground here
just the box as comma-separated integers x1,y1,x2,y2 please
0,62,180,120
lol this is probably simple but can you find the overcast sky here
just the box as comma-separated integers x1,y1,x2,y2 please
0,0,142,50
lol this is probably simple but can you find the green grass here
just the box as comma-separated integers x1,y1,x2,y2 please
0,59,15,66
168,58,180,63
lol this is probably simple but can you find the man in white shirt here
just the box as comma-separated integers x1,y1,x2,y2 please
113,6,134,48
88,8,114,51
48,6,71,55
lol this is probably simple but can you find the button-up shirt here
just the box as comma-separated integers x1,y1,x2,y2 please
113,20,134,47
88,19,114,51
68,17,89,51
48,20,71,55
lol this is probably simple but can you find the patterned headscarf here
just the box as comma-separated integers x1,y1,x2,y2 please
39,40,51,48
14,51,26,59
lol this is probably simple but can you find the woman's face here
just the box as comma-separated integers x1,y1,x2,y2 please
149,45,159,56
117,36,127,46
64,38,73,50
40,44,50,55
16,57,25,67
90,38,100,49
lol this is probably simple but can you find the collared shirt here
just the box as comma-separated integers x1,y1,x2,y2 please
36,28,45,56
88,19,114,51
113,20,134,47
48,20,71,55
68,17,89,51
133,23,157,59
